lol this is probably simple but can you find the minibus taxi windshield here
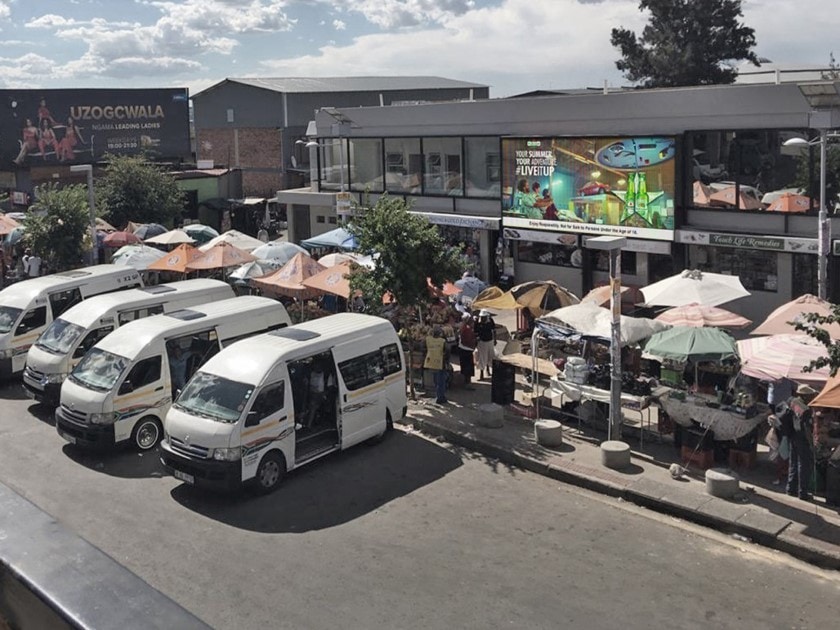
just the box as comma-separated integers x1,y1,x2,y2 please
0,306,22,334
173,371,254,424
36,318,84,355
69,347,129,392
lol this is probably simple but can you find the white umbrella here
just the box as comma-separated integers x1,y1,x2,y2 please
251,240,309,264
199,229,264,253
641,269,750,308
318,252,361,268
454,275,488,299
540,303,670,346
144,229,195,246
228,260,277,281
112,245,166,270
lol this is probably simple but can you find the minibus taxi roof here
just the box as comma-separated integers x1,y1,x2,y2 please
0,264,134,309
93,296,285,361
60,278,230,329
197,313,392,385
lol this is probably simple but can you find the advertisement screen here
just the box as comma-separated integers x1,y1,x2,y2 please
501,136,677,241
2,88,190,167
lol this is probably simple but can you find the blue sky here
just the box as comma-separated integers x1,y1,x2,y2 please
0,0,837,98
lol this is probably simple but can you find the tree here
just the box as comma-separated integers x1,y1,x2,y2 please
793,145,840,213
24,183,91,271
795,310,840,377
611,0,759,88
95,154,185,229
347,195,465,397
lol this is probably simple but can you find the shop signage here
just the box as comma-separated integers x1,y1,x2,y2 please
335,191,353,216
677,230,818,254
11,191,29,205
411,211,500,230
503,228,578,246
504,215,674,241
581,235,670,254
832,240,840,256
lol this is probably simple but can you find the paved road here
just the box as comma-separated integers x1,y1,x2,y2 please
1,381,838,629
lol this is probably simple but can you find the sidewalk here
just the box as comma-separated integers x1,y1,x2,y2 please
401,372,840,571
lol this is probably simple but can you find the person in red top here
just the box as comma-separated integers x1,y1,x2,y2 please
56,116,85,162
37,98,58,127
38,119,58,159
458,313,477,389
13,118,39,165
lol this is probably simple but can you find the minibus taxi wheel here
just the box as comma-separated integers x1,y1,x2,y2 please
368,410,393,445
255,451,286,493
132,416,163,451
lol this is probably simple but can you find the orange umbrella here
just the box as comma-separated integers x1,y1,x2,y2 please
426,277,462,298
0,214,19,236
186,241,256,271
811,372,840,409
251,252,326,299
147,243,202,273
766,193,811,213
301,262,356,298
709,186,763,210
692,180,713,206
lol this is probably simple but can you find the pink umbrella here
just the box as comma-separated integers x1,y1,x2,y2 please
751,293,840,339
737,334,830,385
103,230,141,247
655,303,751,329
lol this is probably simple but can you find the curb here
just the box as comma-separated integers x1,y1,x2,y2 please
406,415,840,572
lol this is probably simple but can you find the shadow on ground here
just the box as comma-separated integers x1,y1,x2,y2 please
62,444,167,479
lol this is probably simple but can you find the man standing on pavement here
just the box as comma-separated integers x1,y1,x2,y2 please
458,313,476,389
22,248,41,277
424,326,448,405
474,309,496,380
781,384,817,500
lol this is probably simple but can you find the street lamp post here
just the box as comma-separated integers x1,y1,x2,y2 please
70,164,97,265
584,236,626,441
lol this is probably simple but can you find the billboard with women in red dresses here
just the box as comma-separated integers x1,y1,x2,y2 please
2,88,190,167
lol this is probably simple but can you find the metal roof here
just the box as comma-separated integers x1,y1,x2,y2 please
193,76,487,98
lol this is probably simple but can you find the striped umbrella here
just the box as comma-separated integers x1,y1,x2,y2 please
655,303,751,329
736,334,830,385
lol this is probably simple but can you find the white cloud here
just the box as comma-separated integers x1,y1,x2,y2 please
333,19,346,30
0,0,10,20
325,0,477,28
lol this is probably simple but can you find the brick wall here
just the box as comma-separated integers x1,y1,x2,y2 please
197,127,284,197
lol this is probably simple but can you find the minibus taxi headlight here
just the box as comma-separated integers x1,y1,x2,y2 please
0,348,16,360
43,372,68,384
89,412,116,425
212,447,242,462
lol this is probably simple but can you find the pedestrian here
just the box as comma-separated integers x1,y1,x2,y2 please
458,312,476,389
423,325,448,404
257,224,269,242
22,248,41,277
474,309,496,380
779,384,817,500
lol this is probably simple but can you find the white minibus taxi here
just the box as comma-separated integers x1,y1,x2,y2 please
24,279,234,404
55,296,291,452
160,313,407,493
0,265,142,378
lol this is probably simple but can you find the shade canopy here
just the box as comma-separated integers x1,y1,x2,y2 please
300,227,358,251
318,252,361,268
301,261,356,298
737,334,830,385
95,217,116,233
133,223,168,240
251,240,309,265
766,193,811,213
454,275,488,299
641,269,749,307
182,224,219,244
251,252,326,299
644,326,738,362
811,373,840,408
111,245,165,270
580,284,632,307
187,241,257,270
199,229,264,253
708,186,763,210
228,260,277,281
147,243,202,273
0,214,20,237
751,293,840,339
692,180,714,206
655,303,752,329
103,230,142,247
540,302,669,346
144,229,196,246
473,280,579,315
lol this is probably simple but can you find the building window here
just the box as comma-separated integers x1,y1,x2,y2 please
594,250,637,275
692,245,777,292
792,253,818,296
383,138,422,193
349,138,383,192
319,138,345,191
516,241,582,268
316,215,325,223
465,137,501,198
423,137,462,196
226,108,234,123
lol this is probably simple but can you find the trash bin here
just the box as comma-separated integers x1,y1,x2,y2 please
491,359,515,406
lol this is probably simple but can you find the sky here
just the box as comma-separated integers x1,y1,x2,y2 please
0,0,837,98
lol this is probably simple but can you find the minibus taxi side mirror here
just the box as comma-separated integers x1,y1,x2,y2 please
118,380,134,395
245,410,259,428
73,346,87,359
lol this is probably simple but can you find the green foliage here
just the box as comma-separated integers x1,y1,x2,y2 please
95,154,185,229
793,145,840,212
25,183,91,271
795,309,840,377
611,0,759,88
347,195,465,315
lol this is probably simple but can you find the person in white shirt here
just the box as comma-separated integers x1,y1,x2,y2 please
22,248,41,277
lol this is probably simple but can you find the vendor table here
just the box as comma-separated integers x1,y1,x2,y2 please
654,389,769,442
496,352,560,378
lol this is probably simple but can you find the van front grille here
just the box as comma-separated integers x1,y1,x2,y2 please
169,436,210,459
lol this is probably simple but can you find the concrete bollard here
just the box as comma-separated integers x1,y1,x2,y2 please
534,419,563,446
601,440,631,469
476,403,504,428
705,468,740,499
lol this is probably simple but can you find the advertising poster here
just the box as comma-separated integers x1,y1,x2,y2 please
2,88,190,167
501,136,677,241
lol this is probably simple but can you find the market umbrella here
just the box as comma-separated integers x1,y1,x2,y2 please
300,227,358,251
0,214,20,236
301,262,356,298
3,226,25,246
454,275,488,300
199,229,264,253
737,334,830,385
251,240,309,265
144,229,195,246
751,293,840,339
580,284,631,307
473,281,579,315
147,243,202,273
708,186,763,210
692,180,714,206
810,373,840,408
187,241,257,271
655,303,752,329
111,245,166,270
644,326,738,363
471,286,512,311
95,217,116,232
103,230,142,247
133,223,167,240
766,193,811,213
228,260,277,281
318,252,363,268
641,269,750,308
540,303,669,346
251,252,326,299
182,224,219,245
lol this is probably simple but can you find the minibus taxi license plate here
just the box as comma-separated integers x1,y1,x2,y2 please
173,469,194,484
59,430,76,445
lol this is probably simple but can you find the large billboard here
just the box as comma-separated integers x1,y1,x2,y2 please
502,136,677,241
2,88,190,167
